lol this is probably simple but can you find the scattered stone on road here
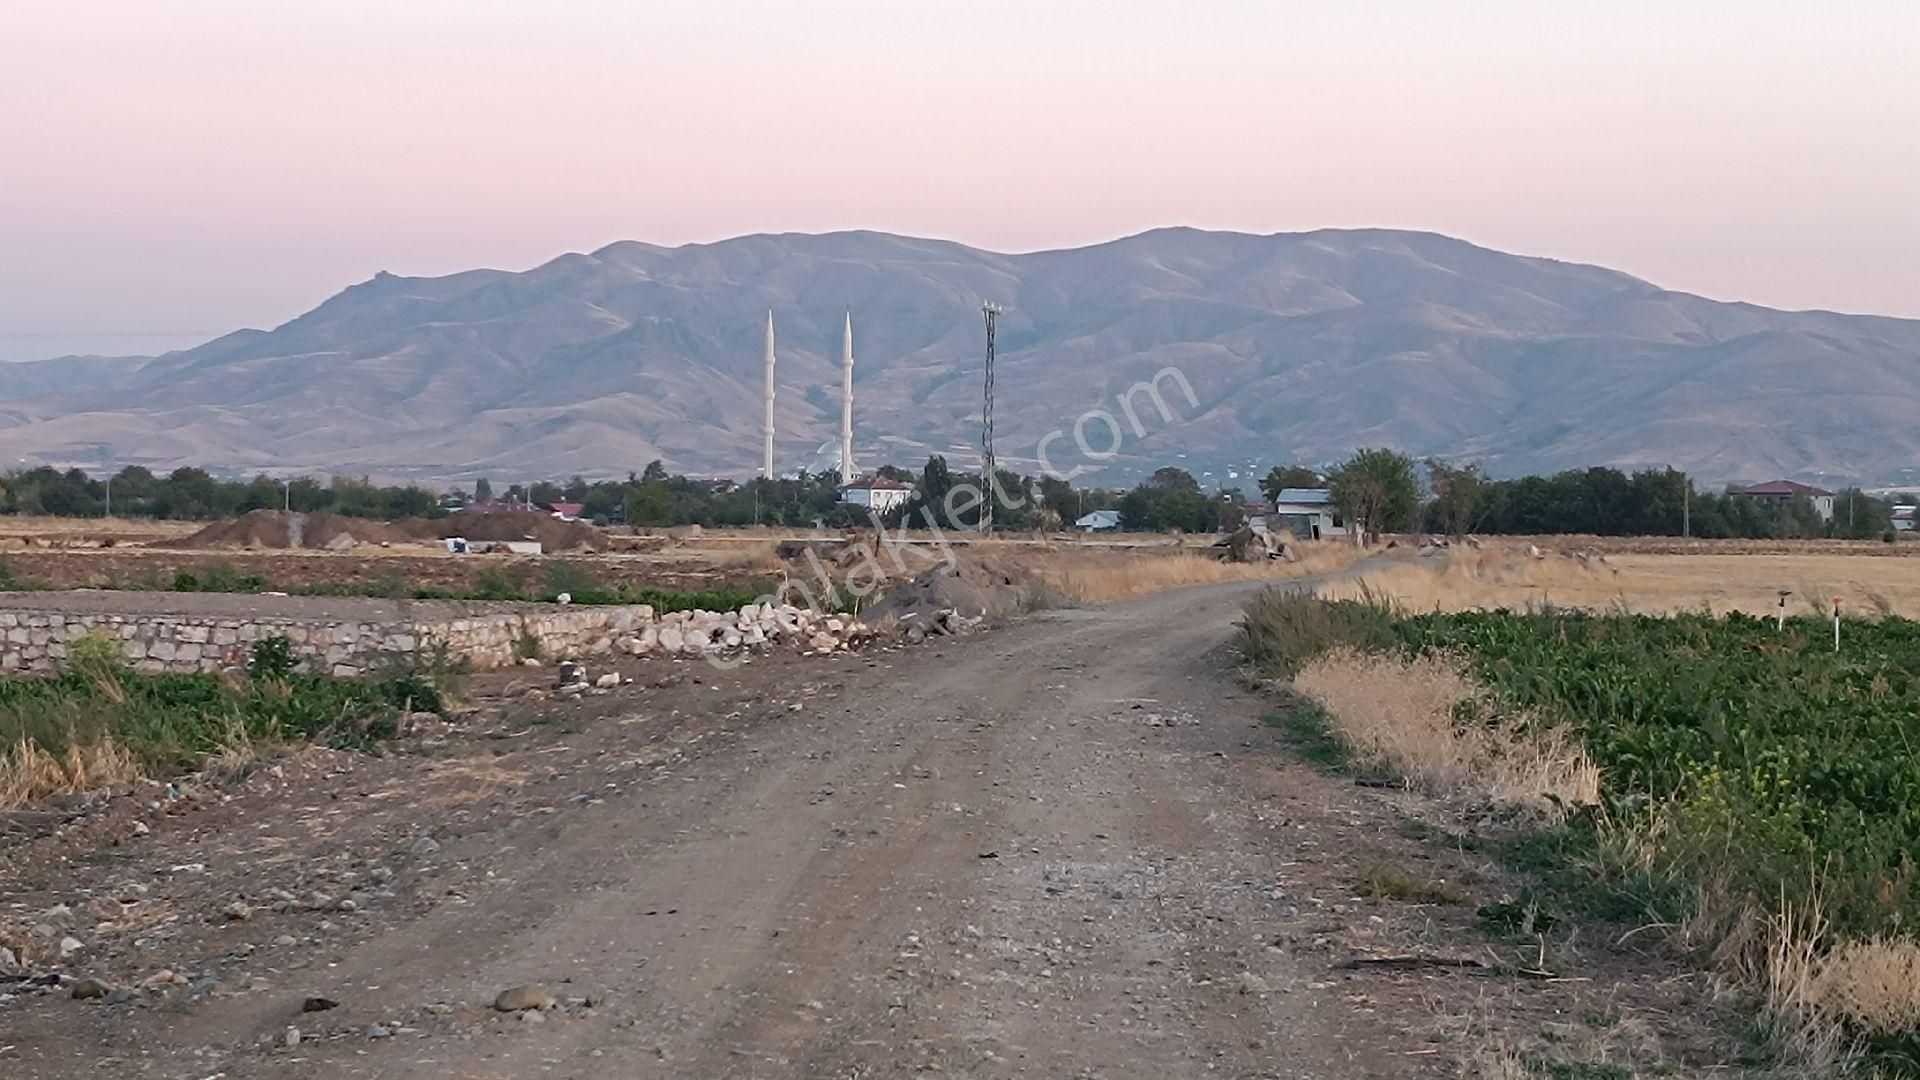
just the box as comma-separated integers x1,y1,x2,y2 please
69,978,112,1000
494,984,556,1012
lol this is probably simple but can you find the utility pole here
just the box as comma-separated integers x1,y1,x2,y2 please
1682,475,1690,538
103,474,110,518
980,303,1000,533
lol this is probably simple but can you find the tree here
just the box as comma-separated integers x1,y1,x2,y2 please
1145,466,1199,492
1423,458,1487,536
1328,448,1417,542
473,477,493,502
1258,465,1322,501
1831,488,1893,540
640,460,669,483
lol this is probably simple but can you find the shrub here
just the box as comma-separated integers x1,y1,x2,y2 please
248,633,299,681
1237,588,1398,677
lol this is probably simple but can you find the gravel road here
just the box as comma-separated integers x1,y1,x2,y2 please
5,580,1448,1078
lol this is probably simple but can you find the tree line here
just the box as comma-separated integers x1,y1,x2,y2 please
1290,453,1896,541
0,456,1904,541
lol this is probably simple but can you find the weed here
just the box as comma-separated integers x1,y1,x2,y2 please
1237,588,1398,678
1357,862,1465,905
511,620,543,663
247,634,300,681
1262,700,1353,774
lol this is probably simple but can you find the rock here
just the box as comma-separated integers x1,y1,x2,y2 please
493,984,556,1012
520,656,542,667
409,836,441,856
105,987,137,1006
302,996,340,1012
0,946,18,974
594,673,620,689
141,969,183,988
281,1027,302,1048
131,820,150,837
274,935,298,947
657,625,685,654
1237,972,1271,995
368,866,394,884
58,936,84,960
366,1024,391,1038
223,901,253,922
70,977,112,1000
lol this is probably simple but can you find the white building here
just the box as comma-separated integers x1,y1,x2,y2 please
839,475,913,514
1272,488,1348,540
1075,509,1121,531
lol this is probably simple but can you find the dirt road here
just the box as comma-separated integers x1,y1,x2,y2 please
4,582,1479,1078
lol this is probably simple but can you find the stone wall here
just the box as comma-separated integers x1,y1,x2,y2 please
0,604,653,677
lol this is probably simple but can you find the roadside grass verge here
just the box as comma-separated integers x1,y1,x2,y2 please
1240,589,1920,1073
0,632,452,810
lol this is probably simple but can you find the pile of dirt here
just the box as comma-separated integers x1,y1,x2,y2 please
175,511,418,551
865,556,1044,624
433,513,608,553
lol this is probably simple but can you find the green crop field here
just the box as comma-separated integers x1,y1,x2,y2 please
1242,592,1920,1068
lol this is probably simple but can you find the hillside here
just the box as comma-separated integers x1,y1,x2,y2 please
4,227,1917,485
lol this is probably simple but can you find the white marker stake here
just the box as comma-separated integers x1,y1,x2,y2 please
1833,597,1843,652
1777,592,1788,632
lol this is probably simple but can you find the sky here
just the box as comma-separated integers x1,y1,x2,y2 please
2,0,1916,362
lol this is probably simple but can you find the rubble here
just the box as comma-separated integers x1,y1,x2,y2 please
612,601,981,661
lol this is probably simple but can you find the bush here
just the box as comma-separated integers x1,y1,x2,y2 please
248,634,299,681
1237,588,1398,677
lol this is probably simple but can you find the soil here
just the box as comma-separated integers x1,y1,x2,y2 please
0,580,1734,1078
175,511,609,555
177,512,419,552
863,556,1044,623
0,550,762,597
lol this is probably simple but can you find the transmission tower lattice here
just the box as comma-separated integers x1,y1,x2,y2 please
980,303,1000,533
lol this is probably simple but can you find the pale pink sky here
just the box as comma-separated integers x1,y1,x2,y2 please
2,0,1916,361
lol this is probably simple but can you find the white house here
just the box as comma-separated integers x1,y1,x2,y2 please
1272,488,1348,540
1075,509,1121,531
839,475,913,514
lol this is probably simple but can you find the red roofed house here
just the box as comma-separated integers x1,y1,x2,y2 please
1734,480,1835,522
544,502,584,522
838,475,913,514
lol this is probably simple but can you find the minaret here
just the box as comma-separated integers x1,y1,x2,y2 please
761,311,776,479
839,309,855,484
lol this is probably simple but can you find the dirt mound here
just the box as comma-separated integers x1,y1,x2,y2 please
865,556,1044,624
433,512,608,552
176,511,417,551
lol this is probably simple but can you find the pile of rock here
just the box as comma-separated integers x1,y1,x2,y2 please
619,603,873,658
614,602,980,659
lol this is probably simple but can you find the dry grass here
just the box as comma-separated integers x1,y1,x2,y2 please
1027,540,1362,605
1757,892,1920,1068
1291,648,1600,819
0,735,142,809
1318,542,1920,618
0,514,204,540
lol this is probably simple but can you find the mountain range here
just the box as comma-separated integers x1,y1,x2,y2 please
5,227,1919,487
